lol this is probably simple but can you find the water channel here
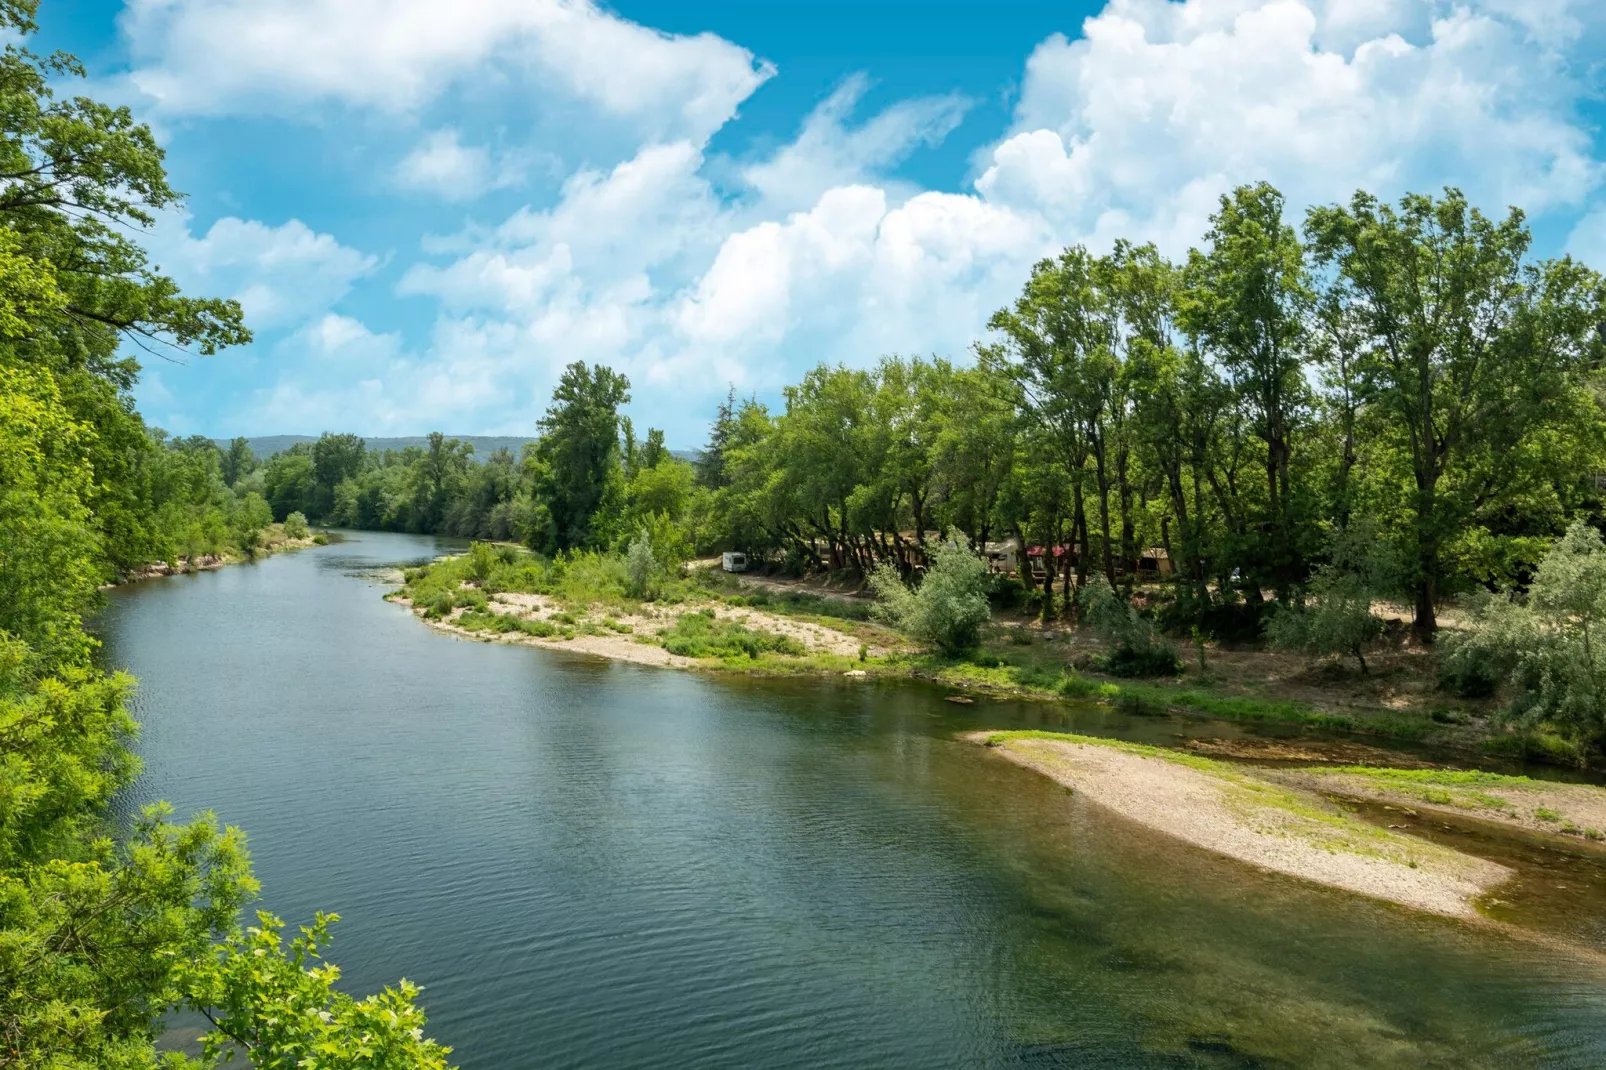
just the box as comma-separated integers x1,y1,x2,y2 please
97,531,1606,1068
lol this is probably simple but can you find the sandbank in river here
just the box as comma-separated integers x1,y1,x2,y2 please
970,732,1512,919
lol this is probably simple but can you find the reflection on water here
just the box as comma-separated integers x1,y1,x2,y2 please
97,532,1606,1068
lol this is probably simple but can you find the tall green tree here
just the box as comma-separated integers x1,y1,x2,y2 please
530,362,631,551
312,432,366,516
1306,188,1606,637
1179,183,1312,602
221,436,255,487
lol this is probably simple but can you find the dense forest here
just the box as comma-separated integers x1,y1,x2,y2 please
251,185,1606,650
0,6,450,1065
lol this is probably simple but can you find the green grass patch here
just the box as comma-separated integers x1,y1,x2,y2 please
1316,766,1532,788
980,730,1222,771
1306,766,1521,811
657,609,807,660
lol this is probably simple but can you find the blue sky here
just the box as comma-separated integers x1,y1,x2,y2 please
41,0,1606,447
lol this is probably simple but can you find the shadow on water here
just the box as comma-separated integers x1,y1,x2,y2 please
96,531,1606,1069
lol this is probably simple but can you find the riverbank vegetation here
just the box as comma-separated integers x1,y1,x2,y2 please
271,176,1605,764
0,6,449,1065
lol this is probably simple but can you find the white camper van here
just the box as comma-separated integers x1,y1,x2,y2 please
721,551,748,573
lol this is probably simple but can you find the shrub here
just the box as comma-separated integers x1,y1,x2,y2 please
520,618,558,638
465,541,498,584
869,530,991,655
423,591,455,619
283,511,310,540
1444,521,1606,752
626,528,660,599
1265,519,1394,673
658,610,806,659
1439,658,1498,699
1079,576,1181,677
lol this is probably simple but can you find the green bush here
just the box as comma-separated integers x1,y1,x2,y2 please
283,511,310,540
466,541,498,584
424,591,455,619
1444,521,1606,752
1439,658,1498,699
658,609,806,659
869,530,991,654
1265,519,1394,673
626,527,660,598
1079,576,1181,677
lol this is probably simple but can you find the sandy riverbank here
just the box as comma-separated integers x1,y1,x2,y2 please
390,583,892,671
970,732,1512,918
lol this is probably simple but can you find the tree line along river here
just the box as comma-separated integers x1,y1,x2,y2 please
97,531,1606,1069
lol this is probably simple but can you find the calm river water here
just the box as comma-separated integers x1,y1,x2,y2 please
97,531,1606,1068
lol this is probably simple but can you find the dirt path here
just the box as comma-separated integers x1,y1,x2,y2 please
972,733,1511,919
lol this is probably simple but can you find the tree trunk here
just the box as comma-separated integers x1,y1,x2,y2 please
1071,484,1088,586
1040,546,1057,621
1413,472,1440,641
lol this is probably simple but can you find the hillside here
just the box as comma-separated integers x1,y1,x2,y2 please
217,435,698,463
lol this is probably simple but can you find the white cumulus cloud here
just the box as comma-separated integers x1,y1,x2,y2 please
182,0,1606,442
146,213,379,332
395,129,526,201
121,0,773,142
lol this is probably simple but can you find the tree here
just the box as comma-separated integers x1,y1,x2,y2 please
176,910,453,1069
1305,188,1606,638
312,432,366,516
641,427,668,470
1079,575,1182,677
531,362,631,551
283,511,309,540
1178,183,1312,603
0,9,452,1064
410,433,473,534
980,247,1103,599
222,436,256,487
233,491,273,555
625,527,660,599
696,386,738,489
263,447,317,521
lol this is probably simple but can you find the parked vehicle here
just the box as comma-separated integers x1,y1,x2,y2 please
722,551,749,573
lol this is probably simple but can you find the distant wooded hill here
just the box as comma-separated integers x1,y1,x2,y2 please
215,435,695,463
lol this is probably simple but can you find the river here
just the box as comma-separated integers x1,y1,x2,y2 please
97,531,1606,1068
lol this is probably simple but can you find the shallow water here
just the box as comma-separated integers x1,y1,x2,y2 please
97,531,1606,1068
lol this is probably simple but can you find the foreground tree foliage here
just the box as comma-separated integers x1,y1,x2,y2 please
0,5,450,1065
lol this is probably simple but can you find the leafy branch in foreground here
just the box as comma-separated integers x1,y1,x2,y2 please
176,912,453,1070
